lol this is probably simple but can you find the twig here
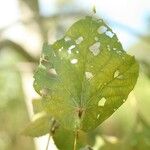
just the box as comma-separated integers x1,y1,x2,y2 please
45,133,51,150
0,40,38,63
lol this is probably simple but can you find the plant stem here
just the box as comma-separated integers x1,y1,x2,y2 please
73,130,78,150
45,133,51,150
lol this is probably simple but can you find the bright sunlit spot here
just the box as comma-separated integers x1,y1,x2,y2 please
0,0,20,28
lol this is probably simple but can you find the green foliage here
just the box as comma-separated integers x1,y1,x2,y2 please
0,47,35,150
53,128,90,150
97,115,150,150
23,16,139,149
34,16,139,131
134,73,150,124
22,113,52,137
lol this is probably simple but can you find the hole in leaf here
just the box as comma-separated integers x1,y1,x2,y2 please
65,36,71,41
105,31,114,38
114,70,120,78
48,68,57,75
117,75,124,79
40,88,48,97
97,114,100,119
58,47,63,52
68,49,72,54
97,26,107,34
68,45,75,50
70,59,78,64
85,72,93,79
114,70,124,79
107,45,111,51
98,97,106,106
89,42,100,56
68,45,76,54
75,36,83,44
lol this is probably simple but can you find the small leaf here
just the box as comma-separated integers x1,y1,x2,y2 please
21,113,52,137
34,16,139,131
53,127,91,150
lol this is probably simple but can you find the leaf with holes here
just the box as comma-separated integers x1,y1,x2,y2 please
34,16,139,131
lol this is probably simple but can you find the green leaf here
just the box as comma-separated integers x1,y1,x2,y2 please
53,127,91,150
21,113,52,137
32,98,43,114
34,16,139,131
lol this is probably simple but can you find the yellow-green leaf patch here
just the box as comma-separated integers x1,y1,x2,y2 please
34,16,139,131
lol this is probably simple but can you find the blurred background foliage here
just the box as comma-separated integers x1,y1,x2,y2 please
0,0,150,150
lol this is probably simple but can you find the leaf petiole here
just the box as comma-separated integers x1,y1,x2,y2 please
73,130,78,150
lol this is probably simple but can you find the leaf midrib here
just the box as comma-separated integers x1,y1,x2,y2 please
79,17,96,108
